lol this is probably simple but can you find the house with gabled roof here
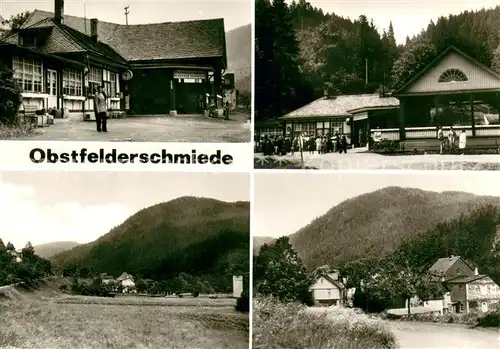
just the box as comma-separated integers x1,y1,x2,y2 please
116,272,135,293
0,0,227,119
310,269,346,306
428,255,477,281
426,255,500,314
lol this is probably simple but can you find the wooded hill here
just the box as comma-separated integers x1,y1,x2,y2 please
226,24,251,93
289,187,500,269
256,0,500,121
253,236,275,255
53,197,250,289
33,241,79,259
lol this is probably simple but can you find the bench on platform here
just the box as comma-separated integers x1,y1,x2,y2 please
402,139,440,152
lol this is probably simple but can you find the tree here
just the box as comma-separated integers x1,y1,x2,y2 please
255,0,311,122
254,237,314,304
2,11,32,33
0,62,23,125
135,279,148,293
390,39,437,90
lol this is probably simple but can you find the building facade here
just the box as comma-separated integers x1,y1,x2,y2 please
427,256,500,313
310,272,346,306
0,0,227,119
255,93,399,147
446,275,500,313
256,46,500,152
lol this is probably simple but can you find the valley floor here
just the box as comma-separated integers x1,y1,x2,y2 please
0,288,248,349
387,321,499,349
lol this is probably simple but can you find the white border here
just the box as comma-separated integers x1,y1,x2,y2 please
0,141,253,172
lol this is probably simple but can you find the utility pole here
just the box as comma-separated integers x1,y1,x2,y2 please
365,58,369,86
124,5,129,26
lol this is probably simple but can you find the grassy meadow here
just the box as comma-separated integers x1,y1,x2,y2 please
0,283,248,349
253,296,397,349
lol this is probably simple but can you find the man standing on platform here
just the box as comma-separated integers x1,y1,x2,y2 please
94,85,108,133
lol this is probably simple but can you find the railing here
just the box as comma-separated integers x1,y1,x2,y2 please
371,125,500,141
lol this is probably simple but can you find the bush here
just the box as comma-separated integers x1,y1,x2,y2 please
0,62,22,125
253,296,397,349
477,313,500,327
399,311,479,326
235,291,249,313
370,139,401,153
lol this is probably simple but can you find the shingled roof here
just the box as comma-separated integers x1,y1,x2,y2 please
280,94,399,120
20,10,226,62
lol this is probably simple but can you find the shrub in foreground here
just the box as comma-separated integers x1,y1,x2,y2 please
235,291,249,313
253,296,397,349
477,312,500,327
398,311,479,326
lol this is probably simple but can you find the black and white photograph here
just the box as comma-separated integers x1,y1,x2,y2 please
0,0,251,142
253,171,500,349
255,0,500,169
0,171,250,349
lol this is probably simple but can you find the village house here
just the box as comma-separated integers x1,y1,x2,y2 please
426,255,500,314
116,272,135,293
258,45,500,152
100,273,115,285
309,269,346,306
0,0,228,120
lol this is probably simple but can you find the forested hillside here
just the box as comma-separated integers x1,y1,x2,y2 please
54,197,250,291
256,0,500,121
289,187,500,268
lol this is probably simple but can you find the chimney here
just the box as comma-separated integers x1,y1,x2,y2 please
90,18,98,42
54,0,64,24
474,267,478,276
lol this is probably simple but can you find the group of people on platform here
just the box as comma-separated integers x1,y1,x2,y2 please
437,126,467,154
260,133,349,156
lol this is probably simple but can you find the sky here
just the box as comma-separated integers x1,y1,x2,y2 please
0,0,251,31
254,171,500,238
0,171,249,248
301,0,500,44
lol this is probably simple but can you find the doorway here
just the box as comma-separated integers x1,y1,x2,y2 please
46,69,58,109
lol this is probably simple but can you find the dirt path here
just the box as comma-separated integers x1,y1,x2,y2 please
387,321,500,349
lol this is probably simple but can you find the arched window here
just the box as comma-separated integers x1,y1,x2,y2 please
438,69,468,83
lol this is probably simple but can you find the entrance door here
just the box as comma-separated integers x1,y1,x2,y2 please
176,80,206,114
46,70,58,109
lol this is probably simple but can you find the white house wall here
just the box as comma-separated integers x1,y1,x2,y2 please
310,276,341,300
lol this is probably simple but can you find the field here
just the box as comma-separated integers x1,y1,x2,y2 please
253,296,397,349
0,284,248,349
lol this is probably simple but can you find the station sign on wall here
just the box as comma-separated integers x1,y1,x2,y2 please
174,70,206,80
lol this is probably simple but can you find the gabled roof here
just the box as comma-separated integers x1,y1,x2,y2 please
280,94,399,120
428,256,474,275
316,273,345,289
117,272,134,281
2,18,85,54
393,45,500,96
20,10,226,62
444,275,488,284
